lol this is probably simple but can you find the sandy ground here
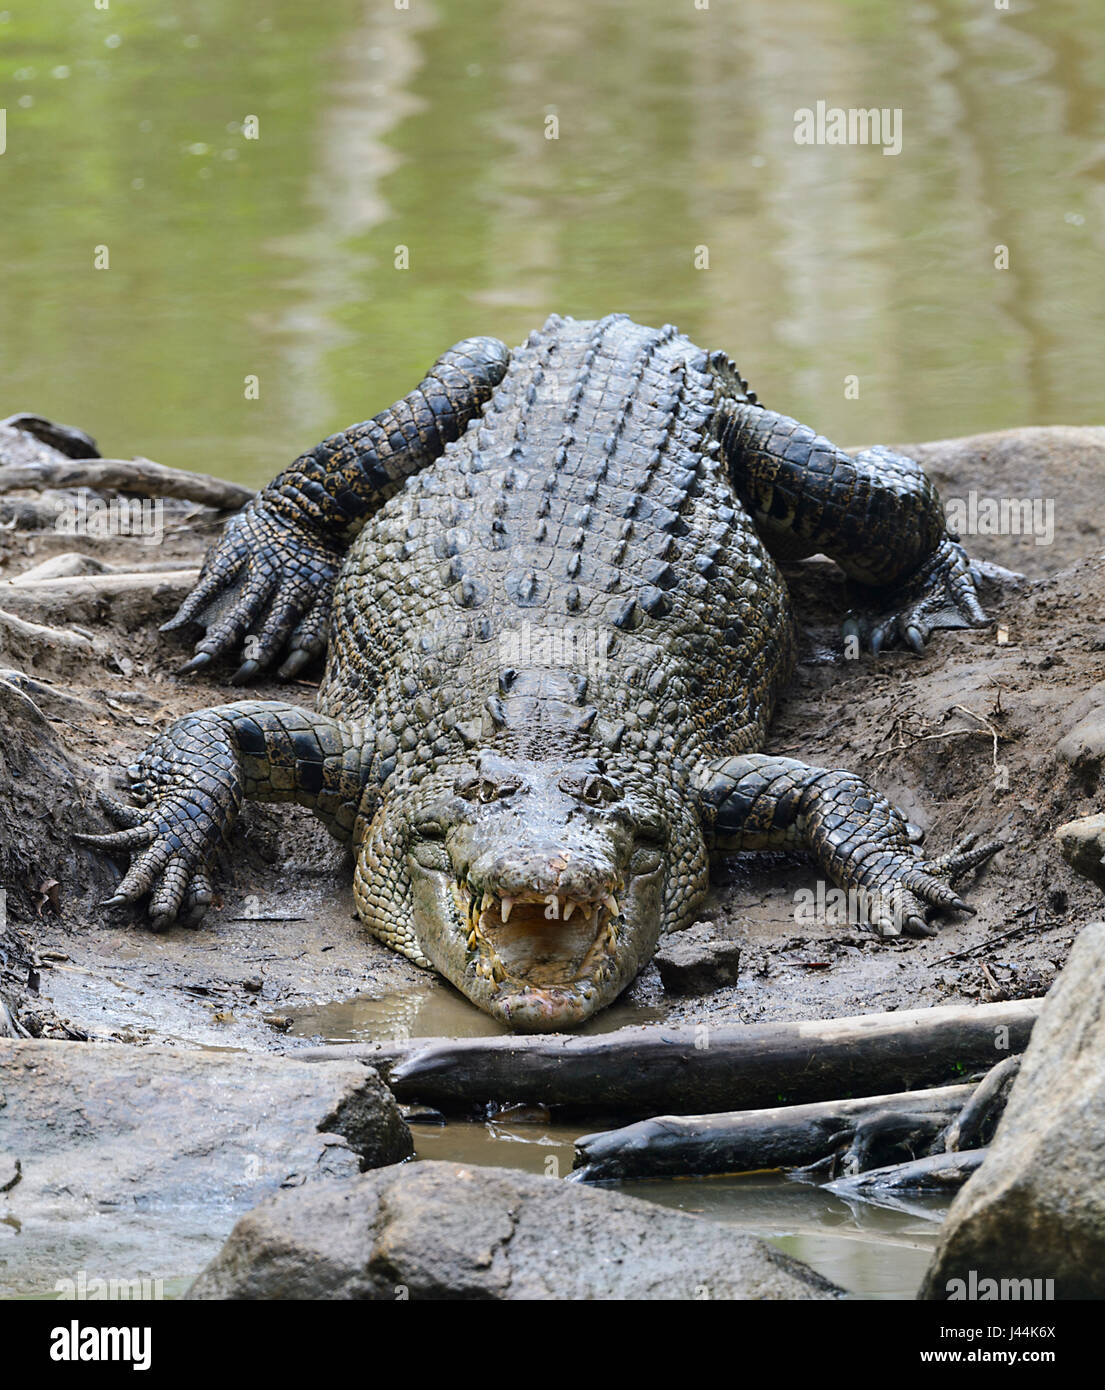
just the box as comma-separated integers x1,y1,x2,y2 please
1,424,1103,1050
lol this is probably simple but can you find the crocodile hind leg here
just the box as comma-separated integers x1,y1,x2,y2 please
75,701,373,929
715,397,989,653
164,336,510,683
696,753,1001,937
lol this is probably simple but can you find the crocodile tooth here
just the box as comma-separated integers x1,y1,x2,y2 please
467,930,477,951
501,897,514,923
563,900,576,921
482,892,494,913
603,894,620,918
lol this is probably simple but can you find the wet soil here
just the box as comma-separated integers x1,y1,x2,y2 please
1,428,1103,1051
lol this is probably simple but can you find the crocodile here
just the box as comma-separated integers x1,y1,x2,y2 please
76,314,1000,1030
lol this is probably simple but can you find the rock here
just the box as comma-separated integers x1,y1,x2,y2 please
188,1160,842,1301
0,1039,412,1296
919,923,1105,1300
655,921,743,994
902,426,1105,578
1058,709,1105,776
1055,814,1105,890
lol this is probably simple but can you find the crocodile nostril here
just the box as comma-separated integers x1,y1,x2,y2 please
483,853,616,903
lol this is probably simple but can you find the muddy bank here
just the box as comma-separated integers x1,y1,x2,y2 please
0,421,1103,1049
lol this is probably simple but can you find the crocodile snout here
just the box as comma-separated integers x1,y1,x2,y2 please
470,848,619,911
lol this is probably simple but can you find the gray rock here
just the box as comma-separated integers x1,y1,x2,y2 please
655,921,743,995
0,1039,411,1296
1058,709,1105,776
188,1159,843,1301
1055,814,1105,890
919,923,1105,1300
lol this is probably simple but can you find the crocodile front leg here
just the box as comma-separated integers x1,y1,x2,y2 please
717,401,989,653
76,701,373,928
696,753,1001,937
165,336,510,682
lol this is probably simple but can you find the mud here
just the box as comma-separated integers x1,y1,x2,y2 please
1,424,1103,1050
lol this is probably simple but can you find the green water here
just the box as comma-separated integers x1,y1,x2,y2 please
2,0,1103,489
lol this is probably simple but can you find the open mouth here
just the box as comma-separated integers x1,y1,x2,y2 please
452,883,624,994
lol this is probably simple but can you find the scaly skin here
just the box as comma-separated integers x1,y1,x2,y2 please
77,315,1000,1030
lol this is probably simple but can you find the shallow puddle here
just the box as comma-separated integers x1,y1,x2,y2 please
286,978,670,1041
286,982,949,1298
412,1118,947,1300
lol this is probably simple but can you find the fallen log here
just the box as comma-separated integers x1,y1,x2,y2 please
308,999,1042,1117
824,1147,987,1200
0,570,199,626
569,1083,976,1183
11,553,114,583
0,457,253,511
0,413,99,459
944,1053,1022,1153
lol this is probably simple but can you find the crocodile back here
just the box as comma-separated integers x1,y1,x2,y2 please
321,313,795,786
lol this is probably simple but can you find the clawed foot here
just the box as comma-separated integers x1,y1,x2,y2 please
75,717,241,929
863,832,1003,938
162,501,338,684
75,792,219,929
843,535,990,654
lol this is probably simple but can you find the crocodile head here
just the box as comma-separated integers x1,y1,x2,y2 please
397,750,675,1030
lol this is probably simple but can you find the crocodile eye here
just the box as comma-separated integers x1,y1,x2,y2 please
560,772,620,805
586,776,618,804
455,773,521,802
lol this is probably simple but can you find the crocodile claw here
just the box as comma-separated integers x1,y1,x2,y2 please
230,659,260,686
844,537,991,655
177,652,213,675
78,715,241,931
277,649,312,680
163,501,338,681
